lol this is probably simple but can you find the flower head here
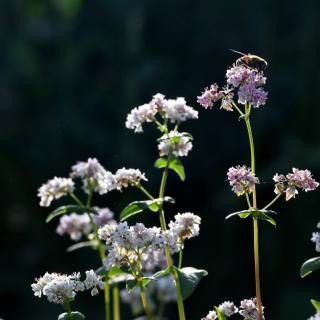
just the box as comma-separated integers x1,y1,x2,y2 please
158,131,193,157
38,177,75,207
309,312,320,320
227,166,259,196
83,270,104,296
273,168,318,201
163,97,198,123
70,158,117,195
219,301,238,317
201,310,217,320
239,298,264,320
114,168,147,190
168,212,201,240
197,84,223,109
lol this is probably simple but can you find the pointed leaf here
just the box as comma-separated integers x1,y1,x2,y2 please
154,157,186,181
300,257,320,278
175,267,208,300
120,200,158,221
58,312,85,320
225,210,251,220
258,212,277,227
311,299,320,311
46,205,96,223
67,241,97,252
152,267,171,280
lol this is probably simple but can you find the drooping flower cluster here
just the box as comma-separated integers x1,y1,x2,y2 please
56,207,116,241
239,298,264,320
38,177,75,207
31,270,103,304
114,168,148,190
311,222,320,252
227,166,259,196
126,93,198,133
273,168,319,201
158,131,193,157
71,158,117,195
198,62,267,111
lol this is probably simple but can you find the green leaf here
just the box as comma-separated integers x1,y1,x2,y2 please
300,257,320,278
225,210,251,220
126,277,154,292
311,299,320,311
152,267,171,280
154,157,186,181
58,312,85,320
46,205,96,223
258,212,277,227
120,197,175,221
67,241,97,252
175,267,208,300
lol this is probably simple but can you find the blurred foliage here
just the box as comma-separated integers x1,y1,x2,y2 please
1,0,320,319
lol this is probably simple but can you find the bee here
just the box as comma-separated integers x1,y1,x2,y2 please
229,49,268,71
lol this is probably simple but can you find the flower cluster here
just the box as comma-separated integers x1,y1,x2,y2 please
158,131,193,157
202,299,263,320
227,166,259,196
311,222,320,252
198,64,267,111
38,158,148,207
38,177,75,207
71,158,117,195
31,270,103,304
273,168,319,201
126,93,198,133
98,222,165,269
114,168,148,190
309,313,320,320
56,207,116,241
239,298,264,320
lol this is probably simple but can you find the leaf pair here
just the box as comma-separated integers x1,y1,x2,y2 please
226,209,277,227
155,156,185,181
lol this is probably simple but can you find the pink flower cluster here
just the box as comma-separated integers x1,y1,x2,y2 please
273,168,319,201
227,165,259,196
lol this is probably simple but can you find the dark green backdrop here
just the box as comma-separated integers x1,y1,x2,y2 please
1,0,320,319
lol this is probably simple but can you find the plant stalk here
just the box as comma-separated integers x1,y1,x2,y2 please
244,112,263,320
112,286,120,320
139,282,153,320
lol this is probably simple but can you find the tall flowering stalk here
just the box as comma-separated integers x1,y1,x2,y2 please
198,59,319,320
124,93,205,320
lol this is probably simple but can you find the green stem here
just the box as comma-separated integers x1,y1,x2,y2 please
263,194,281,210
245,193,252,209
63,301,74,320
112,286,120,320
139,282,153,320
178,249,183,269
138,184,155,200
244,110,263,320
157,156,186,320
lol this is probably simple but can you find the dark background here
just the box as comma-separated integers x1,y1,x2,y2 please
1,0,320,319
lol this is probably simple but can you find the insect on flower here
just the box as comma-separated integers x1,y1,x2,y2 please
230,49,268,71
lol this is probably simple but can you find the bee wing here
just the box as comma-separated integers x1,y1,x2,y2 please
229,49,246,56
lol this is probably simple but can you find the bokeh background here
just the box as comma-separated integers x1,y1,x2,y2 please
1,0,320,319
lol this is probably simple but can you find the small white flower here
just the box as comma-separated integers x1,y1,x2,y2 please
38,177,75,207
309,312,320,320
158,131,193,157
202,310,217,320
168,212,201,240
114,168,148,190
163,97,198,123
83,270,104,296
239,298,264,320
311,231,320,252
219,301,238,317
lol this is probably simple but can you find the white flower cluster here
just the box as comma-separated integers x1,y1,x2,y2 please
71,158,117,195
125,93,198,133
31,270,103,304
158,131,193,157
166,212,201,254
38,158,148,207
98,222,165,269
201,310,217,320
98,213,201,268
309,312,320,320
38,177,75,207
114,168,148,190
56,207,116,241
202,301,238,320
311,222,320,252
239,298,264,320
